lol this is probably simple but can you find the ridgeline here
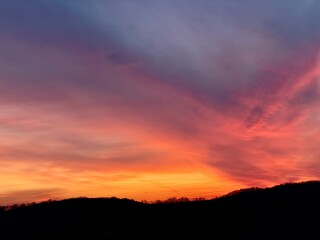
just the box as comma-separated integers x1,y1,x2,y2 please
1,181,320,239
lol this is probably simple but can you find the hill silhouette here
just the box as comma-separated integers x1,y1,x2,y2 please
1,181,320,239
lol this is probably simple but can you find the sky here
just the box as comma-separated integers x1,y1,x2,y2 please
0,0,320,205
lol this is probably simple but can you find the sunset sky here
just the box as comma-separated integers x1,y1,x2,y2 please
0,0,320,205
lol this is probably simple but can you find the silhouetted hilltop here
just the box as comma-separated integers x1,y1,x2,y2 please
218,180,320,205
1,181,320,239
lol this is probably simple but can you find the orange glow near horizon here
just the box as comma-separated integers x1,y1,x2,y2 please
0,158,245,205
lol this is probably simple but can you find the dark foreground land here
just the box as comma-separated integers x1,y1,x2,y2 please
1,181,320,239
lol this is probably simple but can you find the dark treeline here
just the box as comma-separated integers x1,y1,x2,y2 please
1,181,320,239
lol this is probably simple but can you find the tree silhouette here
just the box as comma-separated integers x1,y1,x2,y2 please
1,181,320,239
